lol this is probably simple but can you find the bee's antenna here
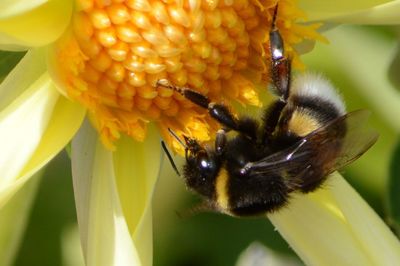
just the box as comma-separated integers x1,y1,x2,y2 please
271,4,279,30
161,141,181,176
168,128,187,148
156,79,185,94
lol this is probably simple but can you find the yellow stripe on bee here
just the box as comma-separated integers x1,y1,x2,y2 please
288,110,322,137
215,167,229,210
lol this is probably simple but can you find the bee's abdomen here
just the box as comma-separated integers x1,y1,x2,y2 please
281,72,346,137
227,171,289,216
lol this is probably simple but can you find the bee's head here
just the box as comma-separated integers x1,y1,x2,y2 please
182,136,220,199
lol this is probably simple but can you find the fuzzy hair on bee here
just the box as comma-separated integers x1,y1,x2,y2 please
158,6,378,217
281,72,346,138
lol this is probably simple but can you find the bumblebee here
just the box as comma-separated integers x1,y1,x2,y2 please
158,7,378,217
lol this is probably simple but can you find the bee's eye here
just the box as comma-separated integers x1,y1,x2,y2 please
196,152,208,167
196,151,212,171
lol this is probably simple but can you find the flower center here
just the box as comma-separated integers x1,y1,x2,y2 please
52,0,323,150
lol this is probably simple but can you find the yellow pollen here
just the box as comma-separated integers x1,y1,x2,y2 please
53,0,325,150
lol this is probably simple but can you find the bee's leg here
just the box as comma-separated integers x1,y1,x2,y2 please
215,129,227,155
261,100,286,143
260,5,291,143
156,80,258,139
269,5,291,102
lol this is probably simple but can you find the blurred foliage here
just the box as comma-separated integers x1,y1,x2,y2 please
154,199,297,266
0,51,25,82
387,140,400,237
4,24,399,265
12,152,78,266
388,44,400,91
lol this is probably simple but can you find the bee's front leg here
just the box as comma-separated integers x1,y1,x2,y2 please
156,79,255,138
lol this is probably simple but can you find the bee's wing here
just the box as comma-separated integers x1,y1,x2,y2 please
246,110,378,189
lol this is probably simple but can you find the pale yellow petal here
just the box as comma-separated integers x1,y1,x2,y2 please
71,120,141,266
0,0,72,48
113,126,161,266
268,173,400,265
132,205,153,266
0,0,48,19
0,73,59,187
0,173,41,266
331,176,400,263
0,95,85,207
0,49,46,110
0,43,29,51
300,0,400,24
